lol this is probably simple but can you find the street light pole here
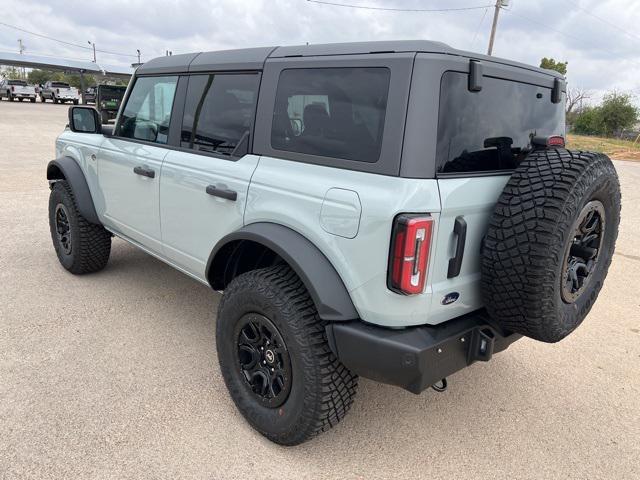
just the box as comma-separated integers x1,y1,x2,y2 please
487,0,503,56
88,41,96,62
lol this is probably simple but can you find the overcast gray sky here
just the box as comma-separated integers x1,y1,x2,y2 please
1,0,639,101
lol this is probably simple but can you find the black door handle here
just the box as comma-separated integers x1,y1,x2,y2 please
206,185,237,201
447,216,467,278
133,166,155,178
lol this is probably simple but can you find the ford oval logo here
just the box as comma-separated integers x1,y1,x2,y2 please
442,292,460,305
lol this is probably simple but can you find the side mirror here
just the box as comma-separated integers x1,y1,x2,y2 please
68,106,101,134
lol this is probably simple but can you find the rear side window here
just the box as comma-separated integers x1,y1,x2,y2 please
436,72,565,174
181,73,259,156
117,76,178,144
271,68,390,163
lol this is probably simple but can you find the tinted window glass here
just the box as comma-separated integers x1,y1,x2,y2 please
118,76,178,144
436,72,565,173
271,68,390,162
181,74,259,156
51,82,70,88
8,80,27,86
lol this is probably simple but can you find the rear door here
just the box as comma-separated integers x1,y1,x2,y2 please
98,75,179,253
159,72,261,279
429,71,565,323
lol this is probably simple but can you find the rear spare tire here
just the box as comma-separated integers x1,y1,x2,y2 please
482,149,620,343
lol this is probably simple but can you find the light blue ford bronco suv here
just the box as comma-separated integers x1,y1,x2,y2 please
47,41,621,445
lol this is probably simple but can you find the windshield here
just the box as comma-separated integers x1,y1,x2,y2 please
98,85,126,100
436,72,565,174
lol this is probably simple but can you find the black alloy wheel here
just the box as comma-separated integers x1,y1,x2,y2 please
561,200,606,303
235,313,292,408
54,203,73,255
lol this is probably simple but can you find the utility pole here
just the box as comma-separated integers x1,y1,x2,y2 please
18,39,26,79
88,41,96,62
487,0,504,56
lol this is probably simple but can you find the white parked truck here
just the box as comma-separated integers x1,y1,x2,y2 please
0,79,36,102
40,81,80,104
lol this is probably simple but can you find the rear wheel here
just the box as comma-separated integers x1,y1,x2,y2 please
48,181,112,274
216,265,358,445
8,94,13,102
30,97,36,103
482,149,621,343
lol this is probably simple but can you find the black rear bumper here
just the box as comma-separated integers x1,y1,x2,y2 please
326,310,521,394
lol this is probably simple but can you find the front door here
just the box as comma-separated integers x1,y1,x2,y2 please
97,75,179,253
159,72,262,279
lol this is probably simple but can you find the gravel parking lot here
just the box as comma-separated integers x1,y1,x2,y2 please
1,100,639,480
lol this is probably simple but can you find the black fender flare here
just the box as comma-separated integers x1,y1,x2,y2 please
46,156,100,225
206,223,359,322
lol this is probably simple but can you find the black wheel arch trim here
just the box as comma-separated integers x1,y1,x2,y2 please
206,222,359,322
46,156,100,225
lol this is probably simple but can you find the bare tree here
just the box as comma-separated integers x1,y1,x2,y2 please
566,87,591,114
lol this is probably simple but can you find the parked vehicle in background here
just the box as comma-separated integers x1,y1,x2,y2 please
40,81,80,104
83,87,96,104
0,79,36,102
96,84,127,123
47,41,621,446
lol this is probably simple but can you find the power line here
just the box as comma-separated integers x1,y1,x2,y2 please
563,0,640,44
306,0,494,13
470,7,490,48
504,9,640,70
0,21,137,58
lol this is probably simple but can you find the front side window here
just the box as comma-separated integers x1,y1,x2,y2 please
436,72,565,174
118,76,178,144
181,73,259,156
271,68,390,163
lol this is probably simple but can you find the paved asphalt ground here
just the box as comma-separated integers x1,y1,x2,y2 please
0,101,638,480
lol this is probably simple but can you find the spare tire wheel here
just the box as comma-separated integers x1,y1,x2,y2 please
481,149,621,343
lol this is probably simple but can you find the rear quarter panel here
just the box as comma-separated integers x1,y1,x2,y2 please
245,157,441,328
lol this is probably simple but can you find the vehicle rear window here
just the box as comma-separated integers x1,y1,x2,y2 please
436,72,565,174
181,73,259,156
271,68,390,163
51,82,70,88
8,80,27,86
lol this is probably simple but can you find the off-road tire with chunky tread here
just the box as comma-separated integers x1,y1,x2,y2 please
216,265,358,445
48,180,111,274
482,149,620,343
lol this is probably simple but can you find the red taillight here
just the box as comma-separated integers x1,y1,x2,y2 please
547,135,565,147
11,86,15,92
532,135,565,149
388,214,434,295
56,88,60,94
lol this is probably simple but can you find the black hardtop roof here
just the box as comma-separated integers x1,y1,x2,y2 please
136,40,563,79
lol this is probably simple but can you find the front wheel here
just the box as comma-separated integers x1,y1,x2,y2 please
48,181,112,274
216,265,358,445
